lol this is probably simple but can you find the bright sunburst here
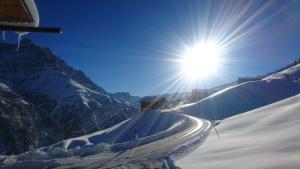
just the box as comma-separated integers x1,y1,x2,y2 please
181,42,222,80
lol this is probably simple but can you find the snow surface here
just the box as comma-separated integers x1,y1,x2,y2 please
1,47,298,168
0,110,210,169
39,110,189,154
176,93,300,169
175,63,300,120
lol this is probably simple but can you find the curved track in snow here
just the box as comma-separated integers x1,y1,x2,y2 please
52,113,211,169
0,112,210,169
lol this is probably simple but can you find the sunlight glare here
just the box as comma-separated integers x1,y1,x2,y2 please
181,42,222,80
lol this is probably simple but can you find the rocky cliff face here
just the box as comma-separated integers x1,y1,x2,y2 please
0,83,63,154
112,92,141,108
0,39,138,154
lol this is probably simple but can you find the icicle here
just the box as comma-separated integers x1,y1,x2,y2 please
17,33,23,52
2,31,5,40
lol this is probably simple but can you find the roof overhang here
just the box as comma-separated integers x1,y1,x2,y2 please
0,0,34,24
0,0,61,34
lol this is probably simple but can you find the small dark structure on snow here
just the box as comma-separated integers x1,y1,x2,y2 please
140,96,168,112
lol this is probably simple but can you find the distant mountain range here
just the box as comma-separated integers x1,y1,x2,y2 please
0,39,138,155
112,92,141,108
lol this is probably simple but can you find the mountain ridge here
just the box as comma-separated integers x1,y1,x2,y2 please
0,39,138,155
176,62,300,120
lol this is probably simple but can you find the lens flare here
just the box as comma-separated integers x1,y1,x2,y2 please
181,42,222,80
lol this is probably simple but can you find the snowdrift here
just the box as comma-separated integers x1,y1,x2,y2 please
177,92,300,169
176,63,300,120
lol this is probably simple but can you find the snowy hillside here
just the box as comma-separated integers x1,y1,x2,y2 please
177,93,300,169
176,63,300,120
0,39,138,154
42,110,187,152
0,110,210,169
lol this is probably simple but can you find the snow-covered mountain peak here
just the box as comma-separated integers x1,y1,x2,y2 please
0,40,138,154
0,83,11,92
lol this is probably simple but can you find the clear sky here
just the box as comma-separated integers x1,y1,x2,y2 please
3,0,300,96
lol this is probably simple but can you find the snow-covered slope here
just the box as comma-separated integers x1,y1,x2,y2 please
177,93,300,169
41,110,187,152
0,110,209,169
0,39,138,154
176,63,300,120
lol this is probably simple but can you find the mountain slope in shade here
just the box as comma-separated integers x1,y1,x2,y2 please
112,92,141,108
176,63,300,120
0,39,138,154
177,93,300,169
0,83,63,154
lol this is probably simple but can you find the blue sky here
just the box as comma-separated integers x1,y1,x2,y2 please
2,0,300,96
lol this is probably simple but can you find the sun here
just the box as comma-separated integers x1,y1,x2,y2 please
181,42,222,80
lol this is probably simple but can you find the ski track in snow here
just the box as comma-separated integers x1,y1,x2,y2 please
0,111,211,169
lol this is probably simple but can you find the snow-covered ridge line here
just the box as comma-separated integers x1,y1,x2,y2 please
175,63,300,120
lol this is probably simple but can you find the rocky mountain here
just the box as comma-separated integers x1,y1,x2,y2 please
0,83,63,154
112,92,141,108
0,39,138,154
